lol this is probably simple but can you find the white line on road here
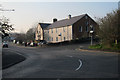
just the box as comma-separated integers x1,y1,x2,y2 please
66,55,73,58
75,59,82,71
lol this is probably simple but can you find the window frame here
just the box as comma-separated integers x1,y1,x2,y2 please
51,29,53,33
79,26,82,32
56,37,58,41
86,25,89,32
51,37,53,41
85,16,88,19
48,37,49,41
48,30,49,33
63,27,65,32
64,37,66,41
56,28,58,33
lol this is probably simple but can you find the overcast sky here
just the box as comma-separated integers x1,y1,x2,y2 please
0,2,119,33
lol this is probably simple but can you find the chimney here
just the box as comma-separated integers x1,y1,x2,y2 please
68,14,71,19
53,18,57,23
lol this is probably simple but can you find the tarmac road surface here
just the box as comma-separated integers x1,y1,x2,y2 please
2,43,119,78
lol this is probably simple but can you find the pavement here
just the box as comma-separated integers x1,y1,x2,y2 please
2,48,26,69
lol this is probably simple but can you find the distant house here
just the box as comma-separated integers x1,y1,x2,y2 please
36,14,98,43
35,23,51,41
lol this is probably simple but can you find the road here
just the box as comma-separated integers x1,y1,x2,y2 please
2,43,119,78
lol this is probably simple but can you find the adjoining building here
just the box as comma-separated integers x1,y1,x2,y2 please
35,23,51,41
35,14,98,43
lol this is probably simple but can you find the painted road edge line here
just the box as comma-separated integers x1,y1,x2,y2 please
75,59,82,71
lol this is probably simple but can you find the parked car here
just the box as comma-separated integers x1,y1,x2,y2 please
2,42,8,48
40,40,47,45
30,42,34,47
30,42,38,47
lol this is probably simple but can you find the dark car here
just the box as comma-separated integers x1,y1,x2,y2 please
2,42,8,48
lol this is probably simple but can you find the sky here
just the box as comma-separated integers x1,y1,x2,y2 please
0,1,119,33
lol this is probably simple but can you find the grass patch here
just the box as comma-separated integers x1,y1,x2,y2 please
89,44,102,49
89,43,120,52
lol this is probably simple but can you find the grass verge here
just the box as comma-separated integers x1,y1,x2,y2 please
89,43,120,52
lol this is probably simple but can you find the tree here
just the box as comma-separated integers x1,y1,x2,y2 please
15,33,26,43
97,9,120,47
25,27,36,41
0,16,14,38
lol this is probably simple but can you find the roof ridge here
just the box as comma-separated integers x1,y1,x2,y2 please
39,23,51,24
54,14,86,23
44,14,87,29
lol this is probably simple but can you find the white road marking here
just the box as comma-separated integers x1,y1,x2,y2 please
75,59,82,71
66,55,73,58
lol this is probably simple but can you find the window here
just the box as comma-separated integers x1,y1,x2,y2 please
86,26,88,32
48,30,49,33
86,22,88,25
48,37,49,41
79,26,82,32
85,16,88,19
63,27,65,32
51,29,53,33
56,37,58,41
56,28,57,33
91,27,94,31
64,37,66,41
51,37,53,41
90,25,94,31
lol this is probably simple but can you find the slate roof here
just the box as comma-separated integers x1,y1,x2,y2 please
39,23,51,29
45,14,87,29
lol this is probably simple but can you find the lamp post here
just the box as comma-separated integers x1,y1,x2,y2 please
90,30,93,45
90,25,94,45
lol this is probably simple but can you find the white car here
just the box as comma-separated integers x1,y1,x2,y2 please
2,42,8,48
30,42,33,46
